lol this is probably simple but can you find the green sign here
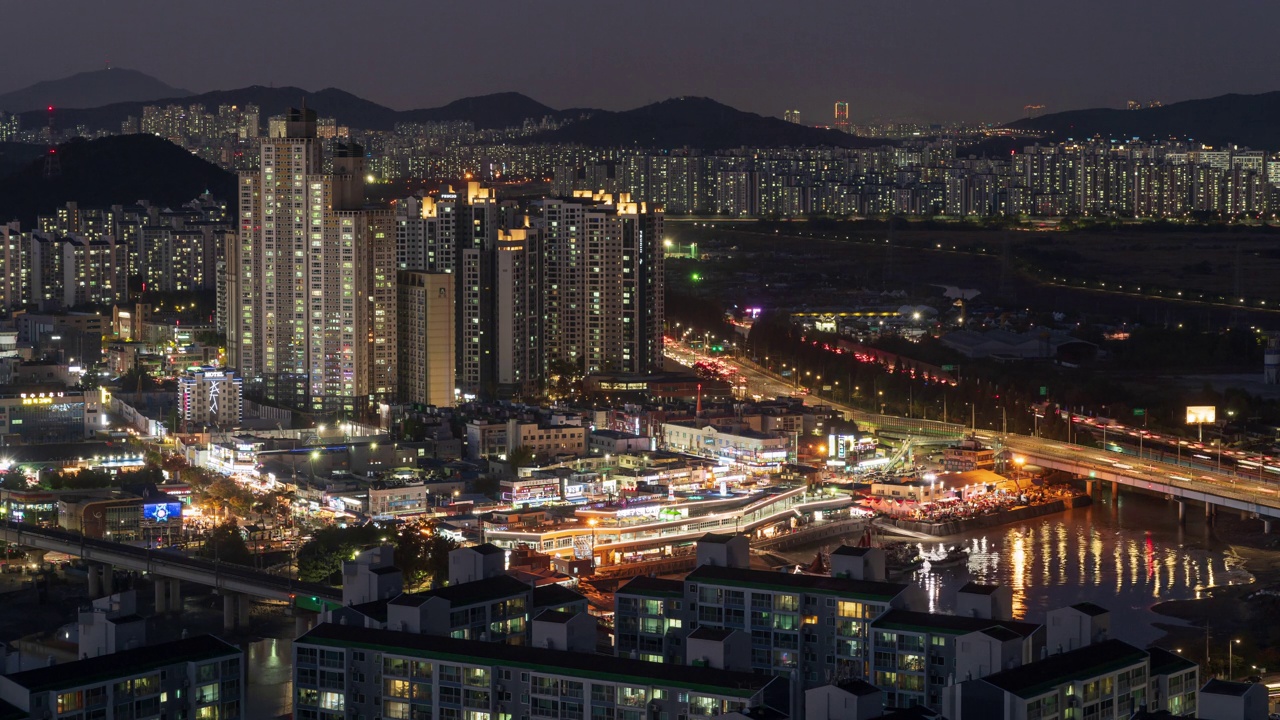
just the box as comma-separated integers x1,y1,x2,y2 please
1133,408,1146,416
942,364,956,372
1039,386,1048,396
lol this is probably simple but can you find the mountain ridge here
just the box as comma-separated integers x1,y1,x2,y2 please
0,69,192,113
11,81,875,148
1005,90,1280,149
0,134,235,227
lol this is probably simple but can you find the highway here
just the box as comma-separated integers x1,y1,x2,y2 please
665,339,1280,521
988,433,1280,520
0,521,340,605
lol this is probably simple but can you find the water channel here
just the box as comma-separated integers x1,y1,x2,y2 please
785,488,1254,647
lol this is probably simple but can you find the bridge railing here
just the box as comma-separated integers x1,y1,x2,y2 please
0,520,339,600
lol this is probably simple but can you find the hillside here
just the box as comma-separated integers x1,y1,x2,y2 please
0,69,191,113
18,88,569,132
1005,91,1280,149
0,134,235,226
530,97,879,149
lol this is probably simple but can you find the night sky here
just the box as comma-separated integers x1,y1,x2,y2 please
7,0,1280,124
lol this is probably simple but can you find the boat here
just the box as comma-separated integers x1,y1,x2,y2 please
928,546,970,569
884,542,924,577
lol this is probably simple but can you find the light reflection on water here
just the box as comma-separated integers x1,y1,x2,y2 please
804,492,1254,647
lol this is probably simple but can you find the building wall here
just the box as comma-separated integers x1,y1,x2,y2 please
397,271,456,408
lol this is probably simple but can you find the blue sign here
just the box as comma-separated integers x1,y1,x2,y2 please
143,502,182,523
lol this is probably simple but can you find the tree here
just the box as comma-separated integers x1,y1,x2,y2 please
394,527,458,588
198,521,253,566
297,525,380,583
507,445,536,470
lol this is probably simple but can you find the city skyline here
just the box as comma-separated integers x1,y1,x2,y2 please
6,0,1280,123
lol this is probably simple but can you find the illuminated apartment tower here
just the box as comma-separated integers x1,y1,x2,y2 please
395,183,537,399
835,101,850,134
784,109,801,124
227,107,396,415
530,192,663,378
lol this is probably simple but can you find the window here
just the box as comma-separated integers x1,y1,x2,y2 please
319,691,345,711
196,683,220,704
57,691,83,713
386,657,411,677
688,696,720,717
386,679,412,699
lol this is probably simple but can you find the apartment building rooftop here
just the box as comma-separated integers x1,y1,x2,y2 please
979,639,1147,699
299,623,778,698
687,564,908,602
871,608,1040,637
2,634,238,693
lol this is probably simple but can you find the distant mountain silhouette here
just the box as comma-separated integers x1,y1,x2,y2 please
1005,91,1280,149
529,97,878,149
0,68,192,113
0,134,235,226
16,88,878,148
400,92,563,128
17,87,570,132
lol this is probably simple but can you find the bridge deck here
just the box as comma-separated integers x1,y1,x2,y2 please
0,521,340,603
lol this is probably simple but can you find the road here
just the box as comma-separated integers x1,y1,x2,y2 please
989,433,1280,518
0,521,339,605
666,338,1280,519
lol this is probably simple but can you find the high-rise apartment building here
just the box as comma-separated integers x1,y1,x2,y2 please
227,107,396,415
396,184,533,398
784,109,801,124
835,101,850,134
531,193,663,378
397,270,456,408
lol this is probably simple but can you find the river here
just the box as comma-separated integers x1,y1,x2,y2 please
784,489,1255,647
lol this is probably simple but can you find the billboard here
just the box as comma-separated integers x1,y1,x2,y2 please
143,502,182,523
1186,406,1216,424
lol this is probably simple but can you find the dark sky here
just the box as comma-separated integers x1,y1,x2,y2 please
7,1,1280,124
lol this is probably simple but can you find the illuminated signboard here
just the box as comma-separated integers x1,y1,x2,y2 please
829,434,876,460
143,502,182,523
1186,406,1216,424
18,392,65,406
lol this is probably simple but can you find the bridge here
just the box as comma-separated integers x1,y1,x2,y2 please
981,434,1280,525
674,344,1280,528
0,521,341,629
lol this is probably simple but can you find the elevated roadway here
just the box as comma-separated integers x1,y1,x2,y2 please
0,521,340,608
665,341,1280,524
982,434,1280,522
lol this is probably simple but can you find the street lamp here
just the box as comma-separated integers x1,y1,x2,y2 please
1230,638,1241,678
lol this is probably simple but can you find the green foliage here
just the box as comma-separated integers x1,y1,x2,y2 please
198,521,253,566
507,445,536,470
118,366,157,392
45,468,112,490
296,523,457,587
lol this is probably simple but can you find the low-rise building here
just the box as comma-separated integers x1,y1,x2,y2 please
588,429,651,456
507,420,587,460
942,438,996,472
0,386,99,444
660,421,789,471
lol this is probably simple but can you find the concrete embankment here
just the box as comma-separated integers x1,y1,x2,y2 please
877,495,1092,538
